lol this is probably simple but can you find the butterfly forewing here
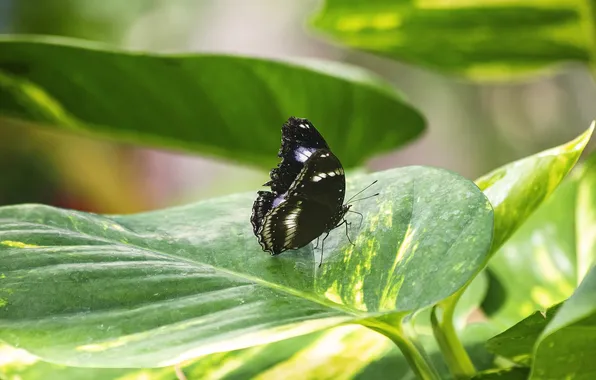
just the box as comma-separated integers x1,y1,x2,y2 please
266,117,330,194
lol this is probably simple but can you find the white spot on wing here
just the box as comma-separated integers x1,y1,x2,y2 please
283,208,302,245
294,147,317,163
272,193,286,208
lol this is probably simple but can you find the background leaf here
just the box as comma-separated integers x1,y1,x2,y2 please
428,123,593,377
484,179,578,328
476,123,594,254
312,0,593,80
0,166,493,367
0,36,425,169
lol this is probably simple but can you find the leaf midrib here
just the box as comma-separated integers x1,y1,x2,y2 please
0,209,369,320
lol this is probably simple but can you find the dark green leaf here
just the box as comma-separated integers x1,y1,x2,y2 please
0,36,425,169
312,0,592,80
486,304,562,366
0,166,493,367
486,266,596,379
530,265,596,379
473,367,530,380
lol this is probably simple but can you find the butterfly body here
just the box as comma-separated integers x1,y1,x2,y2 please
251,117,349,256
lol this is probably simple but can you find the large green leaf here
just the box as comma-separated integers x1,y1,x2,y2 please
0,166,493,367
0,262,492,379
312,0,593,80
0,36,425,169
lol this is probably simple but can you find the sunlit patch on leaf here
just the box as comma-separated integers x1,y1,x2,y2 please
0,240,40,248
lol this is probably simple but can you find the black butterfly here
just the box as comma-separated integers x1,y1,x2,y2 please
251,117,373,265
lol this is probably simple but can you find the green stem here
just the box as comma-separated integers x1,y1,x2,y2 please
365,317,440,380
431,290,476,379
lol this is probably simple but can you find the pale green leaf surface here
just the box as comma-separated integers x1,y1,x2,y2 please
476,123,593,254
0,36,425,169
577,151,596,282
0,166,493,367
312,0,592,80
484,179,578,328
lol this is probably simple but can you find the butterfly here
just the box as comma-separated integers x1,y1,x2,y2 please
250,117,375,266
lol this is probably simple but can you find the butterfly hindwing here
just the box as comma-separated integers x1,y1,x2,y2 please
250,191,274,234
256,195,334,254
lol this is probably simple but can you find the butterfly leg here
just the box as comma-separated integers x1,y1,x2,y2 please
347,210,364,229
313,236,320,249
344,219,355,246
319,232,330,267
333,219,355,247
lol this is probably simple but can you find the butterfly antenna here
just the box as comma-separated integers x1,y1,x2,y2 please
348,193,380,204
346,180,378,204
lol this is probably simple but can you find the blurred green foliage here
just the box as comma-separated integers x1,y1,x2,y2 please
1,1,595,379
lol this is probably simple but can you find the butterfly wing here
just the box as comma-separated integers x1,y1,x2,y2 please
250,191,274,235
288,149,346,211
254,149,347,255
266,117,330,194
255,196,333,255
